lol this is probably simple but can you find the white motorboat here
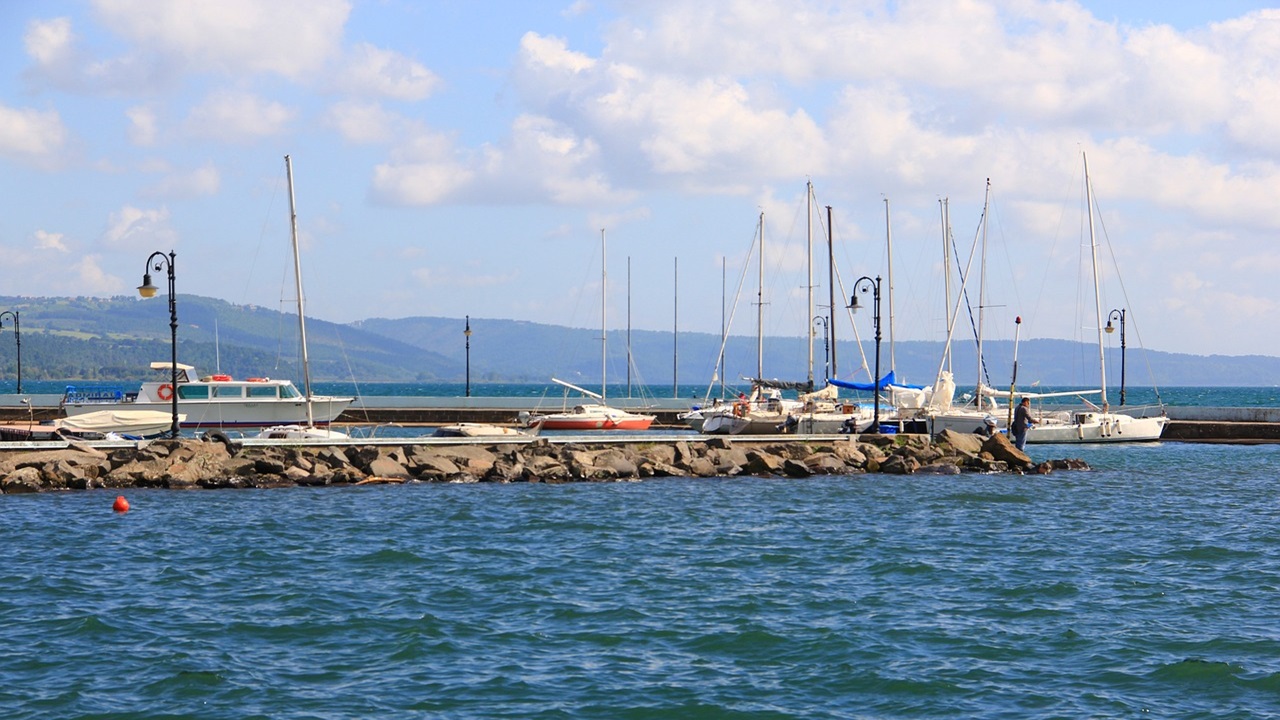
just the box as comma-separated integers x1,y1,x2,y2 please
61,362,352,431
434,422,540,438
53,409,187,439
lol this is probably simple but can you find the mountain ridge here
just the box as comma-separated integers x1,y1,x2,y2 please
0,295,1274,387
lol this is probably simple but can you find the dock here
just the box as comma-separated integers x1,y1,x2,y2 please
2,395,1280,443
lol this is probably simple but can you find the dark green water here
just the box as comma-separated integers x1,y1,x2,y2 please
3,442,1280,718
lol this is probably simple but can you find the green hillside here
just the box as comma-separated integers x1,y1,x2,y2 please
0,295,1276,387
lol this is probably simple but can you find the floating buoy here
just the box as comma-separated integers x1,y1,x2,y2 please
113,495,130,513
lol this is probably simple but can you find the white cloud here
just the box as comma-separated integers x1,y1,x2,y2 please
126,105,158,146
142,163,220,198
70,254,124,295
103,205,176,250
184,90,294,142
333,43,440,101
23,16,74,68
33,230,69,253
370,112,633,207
0,104,67,164
371,130,474,205
91,0,350,80
325,101,403,144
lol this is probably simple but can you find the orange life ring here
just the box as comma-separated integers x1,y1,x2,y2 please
157,383,174,400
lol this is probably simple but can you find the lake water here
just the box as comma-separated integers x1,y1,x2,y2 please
3,440,1279,718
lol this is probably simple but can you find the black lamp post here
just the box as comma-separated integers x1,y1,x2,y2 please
0,310,21,394
850,275,882,434
464,315,472,398
1105,307,1126,406
138,251,180,438
812,315,829,383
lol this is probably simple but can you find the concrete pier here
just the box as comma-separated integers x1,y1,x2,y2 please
4,394,1280,443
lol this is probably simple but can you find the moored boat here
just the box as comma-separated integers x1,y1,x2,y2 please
61,362,352,431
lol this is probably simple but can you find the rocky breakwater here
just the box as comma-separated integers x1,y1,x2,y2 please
0,430,1088,494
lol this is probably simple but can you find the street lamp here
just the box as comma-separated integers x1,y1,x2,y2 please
1105,307,1126,406
464,315,472,398
0,310,21,393
812,316,829,383
849,275,882,434
138,251,180,438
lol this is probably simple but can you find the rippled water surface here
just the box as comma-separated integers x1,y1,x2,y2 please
4,442,1280,718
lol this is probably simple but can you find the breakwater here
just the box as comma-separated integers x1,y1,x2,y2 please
0,431,1088,494
7,394,1280,441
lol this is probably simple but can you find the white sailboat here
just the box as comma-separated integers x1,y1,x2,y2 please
524,229,656,431
255,155,353,441
1025,153,1167,443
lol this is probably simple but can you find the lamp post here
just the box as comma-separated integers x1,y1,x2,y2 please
812,315,829,383
1105,308,1126,406
464,315,472,398
849,275,882,434
0,310,21,393
138,251,180,438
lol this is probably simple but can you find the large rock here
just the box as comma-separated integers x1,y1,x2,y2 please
2,466,43,493
936,429,984,456
981,434,1033,468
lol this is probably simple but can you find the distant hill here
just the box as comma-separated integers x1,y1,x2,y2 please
0,295,1276,387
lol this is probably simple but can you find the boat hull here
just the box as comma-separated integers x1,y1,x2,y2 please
62,397,352,429
1025,414,1167,443
536,416,654,431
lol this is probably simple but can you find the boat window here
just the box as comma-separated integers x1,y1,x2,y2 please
177,385,208,399
212,386,243,399
247,385,278,398
280,384,302,399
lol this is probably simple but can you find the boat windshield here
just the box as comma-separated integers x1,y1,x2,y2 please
280,384,302,399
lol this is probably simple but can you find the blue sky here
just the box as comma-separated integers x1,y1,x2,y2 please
3,0,1280,384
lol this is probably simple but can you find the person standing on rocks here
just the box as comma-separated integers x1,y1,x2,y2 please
1012,397,1036,450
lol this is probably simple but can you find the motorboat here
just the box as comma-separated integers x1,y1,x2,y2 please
61,362,352,430
52,409,187,439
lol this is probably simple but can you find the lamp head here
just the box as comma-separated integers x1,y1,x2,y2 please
138,273,158,298
1104,320,1114,334
848,292,862,313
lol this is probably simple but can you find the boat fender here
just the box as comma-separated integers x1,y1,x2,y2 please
157,383,174,401
247,377,268,382
202,430,232,448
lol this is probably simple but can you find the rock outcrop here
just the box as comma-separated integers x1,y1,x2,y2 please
0,433,1089,493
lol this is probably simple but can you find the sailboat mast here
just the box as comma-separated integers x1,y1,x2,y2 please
976,179,990,406
673,256,678,397
284,154,314,428
806,181,814,388
720,256,726,399
1084,153,1108,404
826,204,837,379
885,197,896,375
626,256,632,397
601,228,607,402
756,211,764,381
940,198,953,374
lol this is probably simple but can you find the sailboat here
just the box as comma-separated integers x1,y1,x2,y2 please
255,155,354,440
1024,153,1167,443
524,229,656,431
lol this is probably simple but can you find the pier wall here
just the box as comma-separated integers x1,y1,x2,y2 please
3,395,1280,442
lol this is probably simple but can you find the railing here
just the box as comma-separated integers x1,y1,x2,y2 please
62,385,131,404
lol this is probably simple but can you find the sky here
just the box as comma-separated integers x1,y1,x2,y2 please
3,0,1280,383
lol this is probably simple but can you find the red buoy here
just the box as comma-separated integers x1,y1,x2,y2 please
113,496,130,513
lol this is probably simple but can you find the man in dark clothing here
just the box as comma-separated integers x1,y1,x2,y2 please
1012,397,1035,450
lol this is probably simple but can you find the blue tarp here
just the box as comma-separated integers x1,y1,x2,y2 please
830,371,898,392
